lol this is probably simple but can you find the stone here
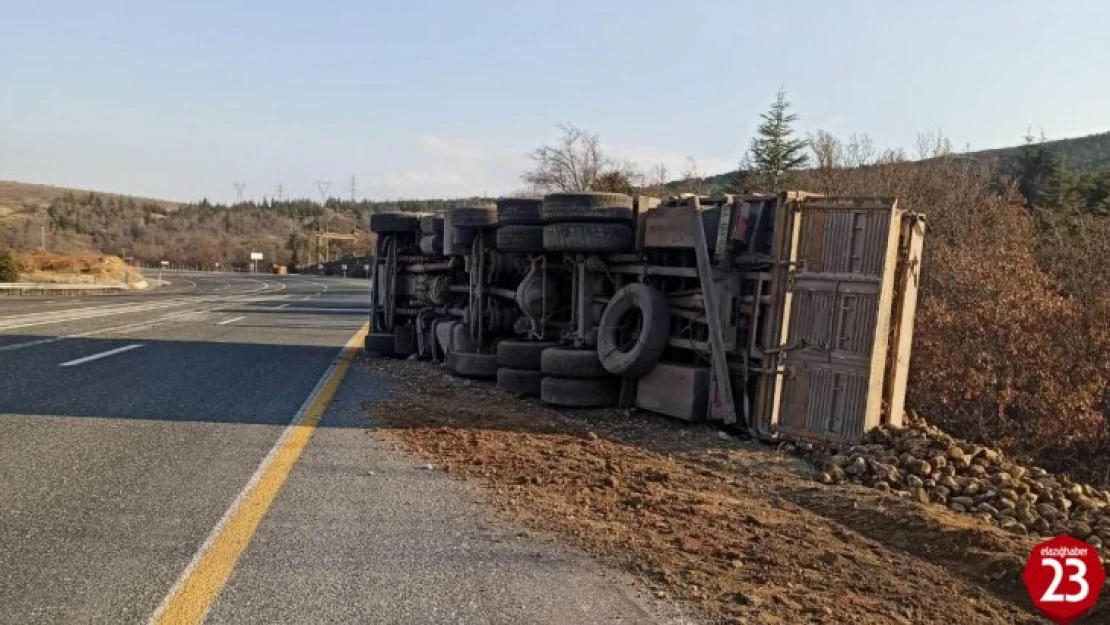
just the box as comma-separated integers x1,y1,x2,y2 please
906,475,924,489
914,488,930,505
951,496,976,509
1036,503,1059,520
846,456,868,476
949,502,968,513
978,448,1000,463
1069,521,1093,539
1087,535,1104,549
1032,517,1052,535
976,503,1000,518
946,446,966,464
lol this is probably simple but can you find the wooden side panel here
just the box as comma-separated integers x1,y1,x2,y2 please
772,197,903,443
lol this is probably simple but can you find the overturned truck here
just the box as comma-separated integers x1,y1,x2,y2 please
366,191,925,444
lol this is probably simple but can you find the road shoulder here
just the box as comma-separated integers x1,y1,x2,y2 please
207,358,687,624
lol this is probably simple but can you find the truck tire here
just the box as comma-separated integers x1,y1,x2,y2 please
496,368,544,396
447,351,498,379
597,283,670,378
450,322,476,353
364,332,395,355
543,222,632,253
496,225,544,252
496,197,543,225
419,213,445,235
370,212,418,233
449,205,498,227
497,339,558,370
541,347,609,379
541,192,633,223
419,234,444,255
541,376,620,407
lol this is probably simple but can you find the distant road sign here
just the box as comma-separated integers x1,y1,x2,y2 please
249,252,263,261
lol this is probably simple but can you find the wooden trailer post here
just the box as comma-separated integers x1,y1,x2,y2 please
883,212,926,428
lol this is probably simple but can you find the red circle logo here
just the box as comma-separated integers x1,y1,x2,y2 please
1022,535,1106,624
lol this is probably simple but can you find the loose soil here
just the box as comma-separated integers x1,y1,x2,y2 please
360,357,1107,624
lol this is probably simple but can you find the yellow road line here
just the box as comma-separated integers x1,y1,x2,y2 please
148,323,369,625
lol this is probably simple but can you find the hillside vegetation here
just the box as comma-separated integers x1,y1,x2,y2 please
976,130,1110,173
0,181,474,268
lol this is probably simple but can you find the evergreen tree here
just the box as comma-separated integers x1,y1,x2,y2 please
0,246,18,282
1013,131,1064,208
749,88,809,191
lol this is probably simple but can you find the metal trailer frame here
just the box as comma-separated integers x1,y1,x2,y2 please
364,191,925,446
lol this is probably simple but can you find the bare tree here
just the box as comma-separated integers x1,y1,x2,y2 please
640,162,671,198
676,157,709,195
522,124,605,192
808,130,842,195
844,133,876,168
915,130,952,160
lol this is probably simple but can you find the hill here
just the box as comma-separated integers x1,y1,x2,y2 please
973,130,1110,173
0,180,479,268
694,130,1110,192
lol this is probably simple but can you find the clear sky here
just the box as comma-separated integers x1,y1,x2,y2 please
2,1,1107,203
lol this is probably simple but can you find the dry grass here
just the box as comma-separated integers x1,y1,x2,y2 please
13,250,145,286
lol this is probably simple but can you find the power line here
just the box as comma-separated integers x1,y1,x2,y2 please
275,183,284,202
233,182,246,204
349,176,357,202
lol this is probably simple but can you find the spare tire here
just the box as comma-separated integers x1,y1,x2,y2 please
541,347,609,379
597,283,670,378
370,212,418,233
496,368,544,396
497,339,558,370
496,197,543,225
541,376,620,408
496,225,544,252
543,222,632,253
446,351,498,379
542,192,633,223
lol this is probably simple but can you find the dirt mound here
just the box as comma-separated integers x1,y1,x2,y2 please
358,358,1099,624
805,420,1110,553
14,250,145,287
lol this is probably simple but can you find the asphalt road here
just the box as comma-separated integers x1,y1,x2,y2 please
0,272,680,624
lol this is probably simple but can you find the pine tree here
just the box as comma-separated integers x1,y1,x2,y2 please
1013,131,1064,209
749,89,809,191
0,246,18,282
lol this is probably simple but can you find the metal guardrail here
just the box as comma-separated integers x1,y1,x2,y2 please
0,283,132,296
